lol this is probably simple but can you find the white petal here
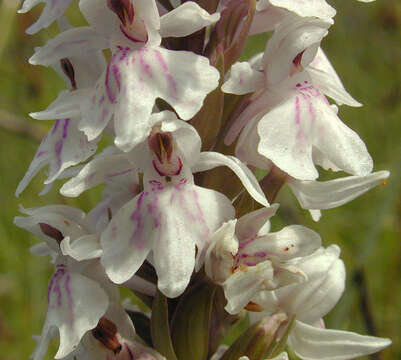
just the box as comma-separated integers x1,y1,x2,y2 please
289,171,390,211
274,245,345,322
18,0,42,13
40,269,108,359
60,235,103,261
30,90,87,120
224,261,274,314
160,2,220,38
100,193,157,285
21,0,73,34
269,0,336,21
222,62,265,95
16,118,98,195
263,16,330,85
14,205,87,252
250,5,285,35
236,205,279,240
193,151,269,207
135,0,161,46
60,154,133,197
290,321,391,360
256,225,322,260
79,0,120,38
308,48,361,107
312,100,373,176
29,27,109,66
152,182,235,297
257,93,318,180
205,219,238,283
113,46,219,150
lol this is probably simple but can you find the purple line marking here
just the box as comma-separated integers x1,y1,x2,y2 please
130,192,146,248
154,49,178,98
52,119,60,134
106,168,133,179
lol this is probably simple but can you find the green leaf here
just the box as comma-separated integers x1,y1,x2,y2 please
171,281,217,360
151,290,178,360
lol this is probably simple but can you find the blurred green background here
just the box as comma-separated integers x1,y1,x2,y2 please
0,0,400,359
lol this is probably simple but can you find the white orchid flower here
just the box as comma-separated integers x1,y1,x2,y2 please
222,15,372,181
205,205,322,314
250,245,391,360
60,111,267,298
14,205,112,360
16,46,106,196
29,0,220,151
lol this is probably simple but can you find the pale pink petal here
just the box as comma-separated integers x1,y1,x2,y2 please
30,90,87,120
151,182,235,297
308,48,362,107
193,151,269,206
312,100,373,176
38,269,108,359
222,62,265,95
224,261,274,314
79,0,120,38
29,27,109,66
60,154,134,197
60,235,102,261
19,0,73,34
16,118,98,196
250,4,286,34
263,16,330,85
257,92,318,180
113,46,219,151
289,320,391,360
245,225,322,261
269,0,336,20
288,171,390,211
236,205,279,239
160,2,220,38
100,192,157,285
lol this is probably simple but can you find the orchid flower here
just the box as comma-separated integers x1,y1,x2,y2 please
63,303,165,360
29,0,220,151
16,47,106,196
250,245,392,360
14,205,111,360
205,204,322,314
223,16,373,180
59,111,267,297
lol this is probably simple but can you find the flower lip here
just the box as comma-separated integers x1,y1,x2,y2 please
91,317,122,354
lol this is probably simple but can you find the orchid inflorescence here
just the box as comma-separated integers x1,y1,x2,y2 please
16,1,391,359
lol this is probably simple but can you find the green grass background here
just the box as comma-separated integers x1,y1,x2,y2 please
0,0,400,359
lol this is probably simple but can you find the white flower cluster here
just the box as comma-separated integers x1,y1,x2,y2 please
16,1,391,360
